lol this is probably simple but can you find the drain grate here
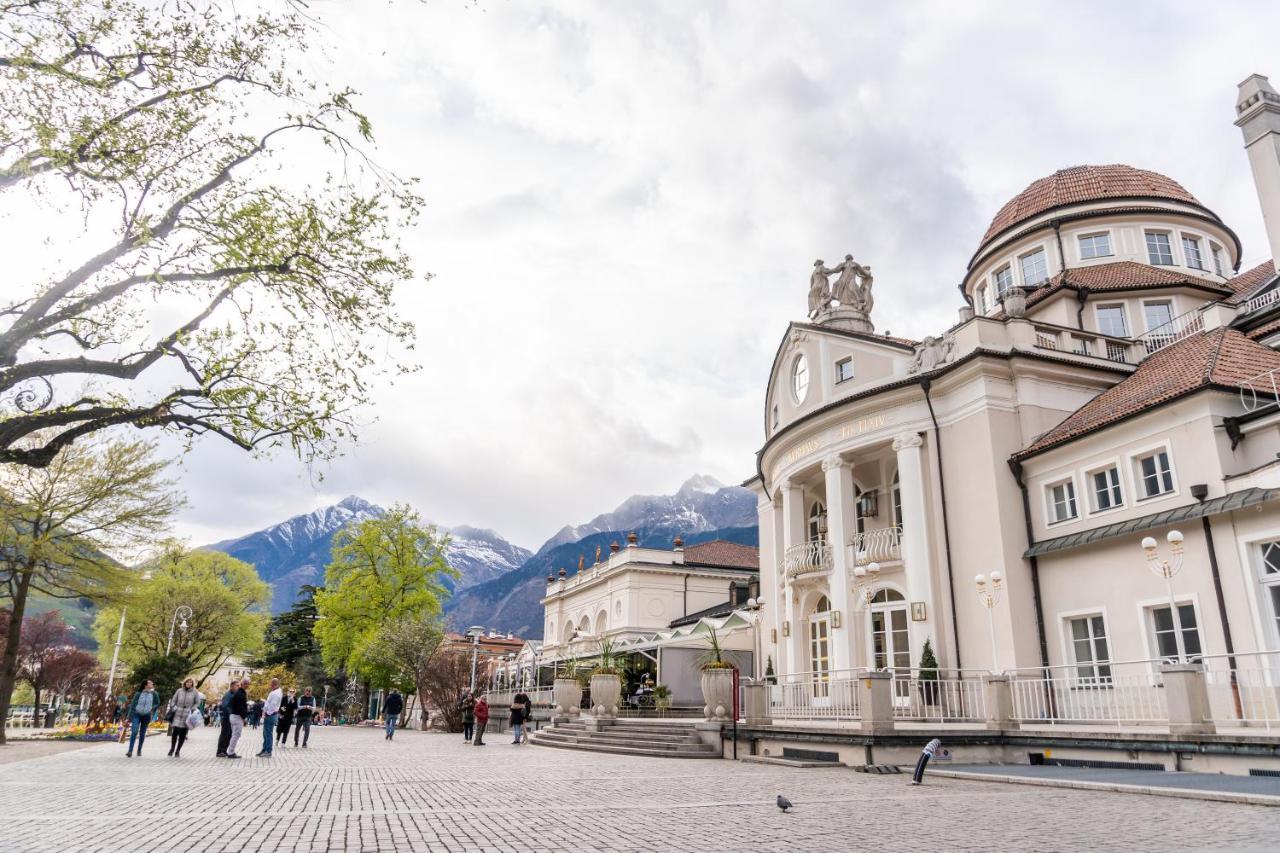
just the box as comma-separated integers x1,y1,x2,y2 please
783,747,840,763
1248,768,1280,778
1034,755,1164,772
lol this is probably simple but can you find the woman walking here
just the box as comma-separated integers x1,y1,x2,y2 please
472,694,489,746
508,692,527,745
166,678,202,758
124,679,160,758
277,689,298,748
461,693,475,743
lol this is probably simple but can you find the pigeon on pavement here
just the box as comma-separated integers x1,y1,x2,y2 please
776,795,793,812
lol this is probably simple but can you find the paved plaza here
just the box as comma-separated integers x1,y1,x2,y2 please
0,726,1277,852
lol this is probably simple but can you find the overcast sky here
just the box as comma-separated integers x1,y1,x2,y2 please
24,1,1280,551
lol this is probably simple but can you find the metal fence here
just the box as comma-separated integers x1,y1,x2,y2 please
1203,651,1280,731
884,668,987,723
769,669,862,721
1008,659,1168,726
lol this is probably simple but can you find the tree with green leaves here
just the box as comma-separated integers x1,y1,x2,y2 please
0,435,180,744
125,651,192,710
314,506,456,678
254,585,320,671
363,613,445,730
0,0,422,469
93,546,269,688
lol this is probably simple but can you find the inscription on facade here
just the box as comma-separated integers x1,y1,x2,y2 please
781,438,823,466
840,413,889,439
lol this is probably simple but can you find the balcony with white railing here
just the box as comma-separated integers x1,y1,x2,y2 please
1135,308,1205,355
1244,287,1280,315
783,540,832,581
1032,326,1137,364
849,525,902,566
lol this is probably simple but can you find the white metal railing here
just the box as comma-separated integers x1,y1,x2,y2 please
769,669,862,720
1244,288,1280,314
849,525,901,565
1034,328,1133,364
486,687,554,708
1202,651,1280,730
1135,308,1204,355
1008,659,1167,726
1240,366,1280,413
885,668,987,723
783,541,832,579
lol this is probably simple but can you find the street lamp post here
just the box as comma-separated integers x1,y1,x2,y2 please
165,605,193,656
975,571,1005,671
851,562,882,669
1141,530,1187,663
105,569,154,701
466,626,485,694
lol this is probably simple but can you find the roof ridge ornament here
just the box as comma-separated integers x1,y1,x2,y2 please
807,254,875,333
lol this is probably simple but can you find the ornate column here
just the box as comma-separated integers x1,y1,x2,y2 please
892,432,937,658
822,455,855,672
779,479,805,674
756,495,780,681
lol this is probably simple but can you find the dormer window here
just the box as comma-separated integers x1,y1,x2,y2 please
1078,233,1112,259
1019,248,1048,286
1146,231,1174,265
835,357,855,383
993,265,1013,295
1211,243,1227,277
1181,234,1204,270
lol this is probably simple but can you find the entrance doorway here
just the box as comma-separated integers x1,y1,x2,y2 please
807,595,832,700
869,588,911,704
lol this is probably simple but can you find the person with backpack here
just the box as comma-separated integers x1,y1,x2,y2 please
460,692,475,743
124,679,160,758
166,678,203,758
472,694,489,746
382,688,404,740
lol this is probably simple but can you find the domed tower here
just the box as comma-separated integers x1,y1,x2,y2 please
963,165,1244,344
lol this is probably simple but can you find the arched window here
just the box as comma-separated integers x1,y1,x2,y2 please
595,610,607,635
892,471,903,530
808,499,827,543
812,595,831,614
562,621,574,643
870,588,905,604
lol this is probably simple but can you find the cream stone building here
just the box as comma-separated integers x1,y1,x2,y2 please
748,73,1280,714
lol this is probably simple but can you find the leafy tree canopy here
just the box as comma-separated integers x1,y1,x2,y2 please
314,505,456,677
0,0,422,468
245,662,297,700
93,546,269,688
253,584,319,670
125,651,192,708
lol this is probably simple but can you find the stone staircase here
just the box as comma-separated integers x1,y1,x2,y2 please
528,718,720,759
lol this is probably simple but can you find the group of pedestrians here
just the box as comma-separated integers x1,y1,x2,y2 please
456,690,530,746
119,675,323,760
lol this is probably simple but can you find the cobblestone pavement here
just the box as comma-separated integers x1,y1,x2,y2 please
1,726,1277,852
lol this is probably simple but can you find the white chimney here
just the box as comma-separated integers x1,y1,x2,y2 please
1235,73,1280,272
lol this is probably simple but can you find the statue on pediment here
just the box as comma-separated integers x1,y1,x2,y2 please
809,254,876,333
832,255,874,315
808,260,835,319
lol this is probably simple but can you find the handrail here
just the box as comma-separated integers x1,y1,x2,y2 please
1134,308,1204,354
848,525,902,564
1244,287,1280,314
1240,366,1280,413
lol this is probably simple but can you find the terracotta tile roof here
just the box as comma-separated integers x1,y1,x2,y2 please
1225,260,1278,304
1016,328,1280,457
1247,317,1280,341
1025,261,1229,307
980,165,1202,250
682,540,759,570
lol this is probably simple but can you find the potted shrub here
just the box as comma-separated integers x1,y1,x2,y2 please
552,658,583,717
653,683,671,714
698,626,736,722
589,637,623,718
918,638,940,708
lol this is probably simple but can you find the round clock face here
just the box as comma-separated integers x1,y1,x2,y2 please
792,354,810,404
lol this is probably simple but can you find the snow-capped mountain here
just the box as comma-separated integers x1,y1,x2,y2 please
534,475,756,556
206,496,531,613
445,475,760,636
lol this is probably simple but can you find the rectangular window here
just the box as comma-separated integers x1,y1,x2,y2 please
1095,304,1128,337
1260,542,1280,642
1091,466,1123,511
1181,234,1204,270
1143,300,1174,333
1150,603,1202,661
1136,450,1174,498
1078,233,1112,260
1211,243,1226,277
1020,248,1049,286
993,265,1013,294
1146,231,1174,265
1047,479,1078,523
835,357,855,383
1068,615,1112,682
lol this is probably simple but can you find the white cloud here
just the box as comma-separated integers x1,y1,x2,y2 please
10,1,1279,550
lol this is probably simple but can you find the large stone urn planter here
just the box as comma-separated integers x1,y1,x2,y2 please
552,677,582,717
589,673,621,718
700,667,735,722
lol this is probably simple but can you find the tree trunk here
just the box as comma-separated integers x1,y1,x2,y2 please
31,685,42,729
0,561,35,745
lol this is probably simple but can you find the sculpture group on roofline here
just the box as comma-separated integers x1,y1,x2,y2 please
808,255,875,320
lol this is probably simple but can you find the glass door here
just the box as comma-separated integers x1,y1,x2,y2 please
870,595,912,705
808,613,831,702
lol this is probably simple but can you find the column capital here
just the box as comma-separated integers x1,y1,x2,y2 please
779,478,800,493
892,432,923,452
821,454,848,473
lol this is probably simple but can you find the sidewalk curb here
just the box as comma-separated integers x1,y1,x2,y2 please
928,768,1280,808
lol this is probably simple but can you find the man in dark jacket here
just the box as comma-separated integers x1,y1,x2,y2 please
227,681,249,759
294,687,318,747
216,679,238,757
383,689,404,740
